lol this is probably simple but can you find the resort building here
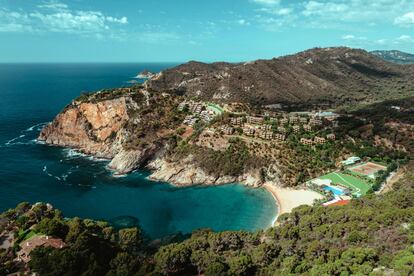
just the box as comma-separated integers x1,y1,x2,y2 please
183,115,198,127
230,117,244,126
274,133,286,141
300,117,308,124
243,126,256,136
314,136,326,144
303,124,312,132
221,126,234,135
261,124,272,131
327,133,336,140
188,102,203,114
289,116,299,123
259,131,273,140
341,156,361,166
246,116,264,125
293,125,300,133
277,126,287,133
301,138,313,146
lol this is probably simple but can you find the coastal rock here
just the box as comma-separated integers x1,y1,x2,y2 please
38,97,134,158
108,145,161,174
147,156,263,187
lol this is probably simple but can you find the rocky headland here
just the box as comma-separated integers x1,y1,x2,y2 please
38,89,266,187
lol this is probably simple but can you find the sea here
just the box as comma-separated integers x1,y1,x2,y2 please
0,63,277,238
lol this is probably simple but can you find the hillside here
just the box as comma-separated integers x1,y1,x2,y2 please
146,47,414,107
371,50,414,64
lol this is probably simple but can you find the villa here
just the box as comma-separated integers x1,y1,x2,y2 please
17,235,66,263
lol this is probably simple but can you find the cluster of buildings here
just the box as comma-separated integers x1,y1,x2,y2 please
219,111,339,143
179,100,220,127
300,134,335,146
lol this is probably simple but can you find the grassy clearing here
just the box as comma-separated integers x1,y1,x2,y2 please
319,172,371,195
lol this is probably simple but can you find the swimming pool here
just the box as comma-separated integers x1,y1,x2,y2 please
324,186,344,196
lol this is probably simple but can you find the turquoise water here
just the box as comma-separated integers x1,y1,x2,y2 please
0,63,277,238
324,186,344,196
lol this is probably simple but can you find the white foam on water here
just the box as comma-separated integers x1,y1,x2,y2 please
63,148,88,159
25,122,48,132
43,165,63,181
5,134,26,145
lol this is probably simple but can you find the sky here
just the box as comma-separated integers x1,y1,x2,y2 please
0,0,414,62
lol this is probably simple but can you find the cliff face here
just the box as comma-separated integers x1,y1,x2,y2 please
39,97,135,158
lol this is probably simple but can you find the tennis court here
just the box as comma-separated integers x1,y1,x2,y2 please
349,162,387,178
319,172,371,195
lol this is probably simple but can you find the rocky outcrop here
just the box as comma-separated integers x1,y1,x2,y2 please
147,155,263,187
38,96,135,158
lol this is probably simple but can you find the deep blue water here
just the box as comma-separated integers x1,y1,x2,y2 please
0,63,277,238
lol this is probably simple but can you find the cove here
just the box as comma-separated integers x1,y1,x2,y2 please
0,63,277,238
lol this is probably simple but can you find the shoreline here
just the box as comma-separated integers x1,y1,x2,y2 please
263,182,324,226
40,142,321,230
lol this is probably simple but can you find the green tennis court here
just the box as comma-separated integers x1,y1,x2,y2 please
319,172,371,195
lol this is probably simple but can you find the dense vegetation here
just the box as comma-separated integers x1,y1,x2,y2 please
168,138,265,177
1,163,414,275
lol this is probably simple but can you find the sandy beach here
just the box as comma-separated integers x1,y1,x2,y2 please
263,182,324,226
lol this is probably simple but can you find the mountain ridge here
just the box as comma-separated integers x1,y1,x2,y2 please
371,49,414,64
146,47,414,107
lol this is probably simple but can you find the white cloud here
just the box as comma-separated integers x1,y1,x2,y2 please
394,12,414,26
396,34,414,43
237,19,250,26
0,2,128,36
303,1,348,17
341,34,367,41
251,0,414,30
251,0,280,6
38,0,69,12
342,34,355,40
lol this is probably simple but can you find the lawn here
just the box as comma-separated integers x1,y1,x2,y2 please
319,172,372,195
17,229,39,243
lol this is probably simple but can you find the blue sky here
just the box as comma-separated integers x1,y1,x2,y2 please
1,0,414,62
